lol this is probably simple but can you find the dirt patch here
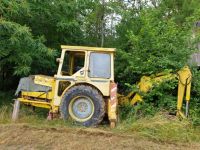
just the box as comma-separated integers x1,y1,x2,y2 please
0,124,199,150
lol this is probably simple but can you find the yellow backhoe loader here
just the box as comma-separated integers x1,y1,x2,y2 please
12,45,192,127
13,46,118,127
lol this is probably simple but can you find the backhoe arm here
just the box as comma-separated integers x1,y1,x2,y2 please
176,66,192,118
119,66,192,118
129,72,176,105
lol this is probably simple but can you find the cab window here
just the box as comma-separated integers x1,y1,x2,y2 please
61,51,85,76
89,53,111,78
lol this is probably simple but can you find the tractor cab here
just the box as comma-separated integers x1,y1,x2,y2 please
56,45,114,81
53,46,116,105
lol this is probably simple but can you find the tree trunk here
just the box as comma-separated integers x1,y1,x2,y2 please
101,0,105,47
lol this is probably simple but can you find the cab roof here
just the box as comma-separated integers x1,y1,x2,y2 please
61,45,115,52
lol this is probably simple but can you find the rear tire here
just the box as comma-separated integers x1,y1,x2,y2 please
12,99,20,122
60,85,105,127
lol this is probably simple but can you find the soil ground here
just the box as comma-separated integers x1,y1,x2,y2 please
0,124,200,150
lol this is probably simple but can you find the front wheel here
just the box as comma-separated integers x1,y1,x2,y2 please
60,85,105,127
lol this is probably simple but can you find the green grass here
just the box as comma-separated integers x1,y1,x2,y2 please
0,91,14,123
1,91,200,143
116,113,200,143
0,91,84,128
0,104,80,129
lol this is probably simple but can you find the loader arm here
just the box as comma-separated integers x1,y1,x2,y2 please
119,66,192,118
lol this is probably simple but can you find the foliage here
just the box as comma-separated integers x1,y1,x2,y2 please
114,0,200,126
0,19,56,90
189,69,200,125
0,0,91,48
0,19,56,74
119,79,178,121
0,0,200,128
115,8,195,85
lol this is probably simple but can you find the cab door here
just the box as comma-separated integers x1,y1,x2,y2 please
87,52,113,96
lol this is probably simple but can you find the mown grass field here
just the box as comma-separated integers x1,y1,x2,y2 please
0,91,200,149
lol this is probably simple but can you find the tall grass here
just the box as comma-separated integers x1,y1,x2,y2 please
0,91,14,123
0,91,77,128
1,91,200,143
0,105,12,123
116,113,200,142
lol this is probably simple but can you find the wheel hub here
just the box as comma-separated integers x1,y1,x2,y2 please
77,102,88,112
69,96,94,122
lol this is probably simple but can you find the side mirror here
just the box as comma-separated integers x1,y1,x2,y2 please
56,58,62,63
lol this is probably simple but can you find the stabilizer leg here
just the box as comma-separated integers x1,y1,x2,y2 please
12,99,20,122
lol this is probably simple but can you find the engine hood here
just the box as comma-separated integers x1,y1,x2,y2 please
15,75,55,96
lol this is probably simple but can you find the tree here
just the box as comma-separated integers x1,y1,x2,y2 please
0,19,56,90
0,0,93,48
115,1,200,85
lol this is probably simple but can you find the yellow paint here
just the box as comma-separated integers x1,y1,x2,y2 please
119,66,192,118
18,98,51,109
16,44,193,127
21,91,53,99
119,70,176,105
61,45,115,52
176,66,192,117
16,44,192,126
17,45,116,126
34,75,55,87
